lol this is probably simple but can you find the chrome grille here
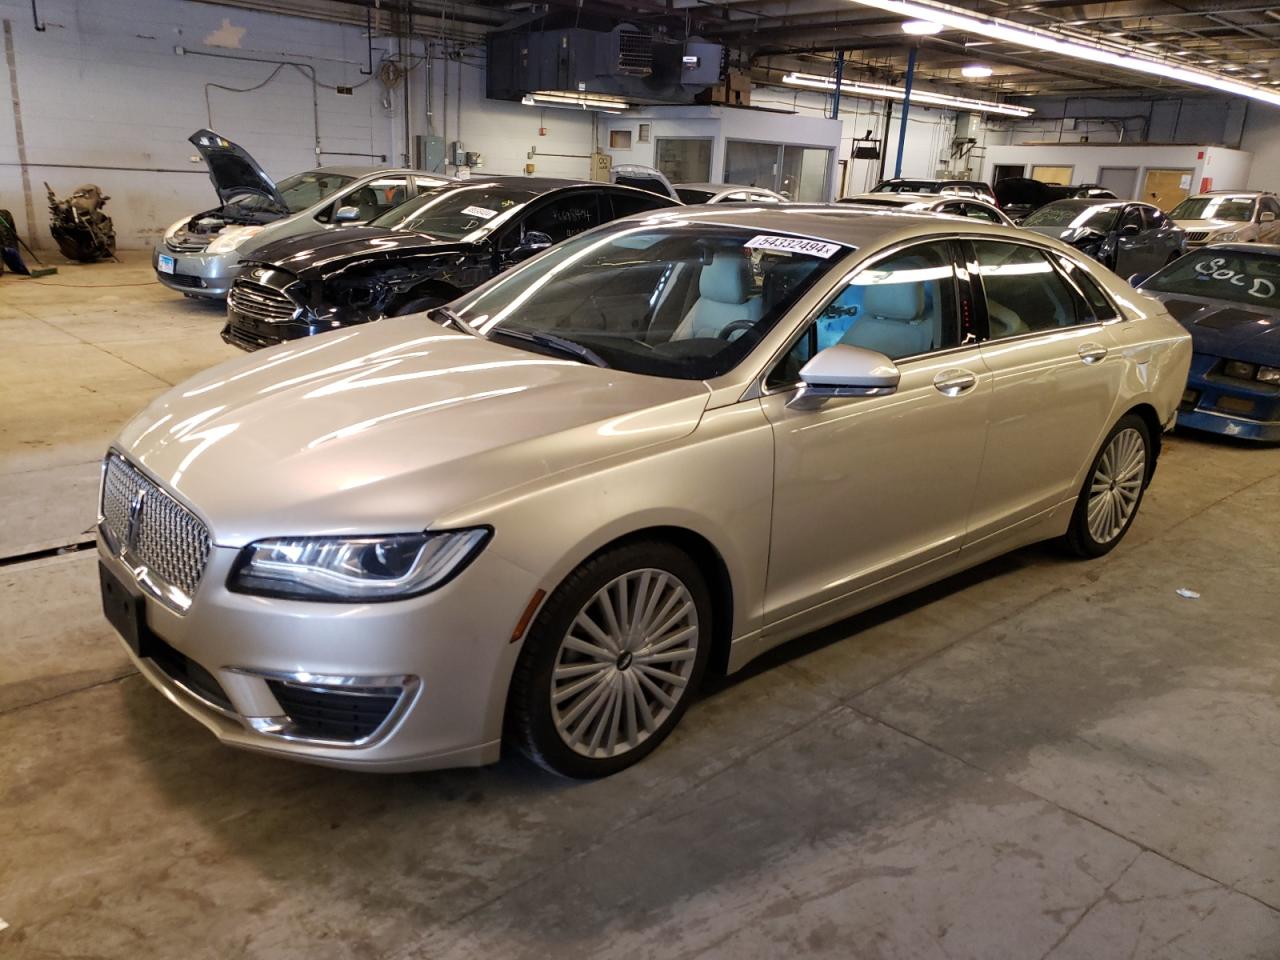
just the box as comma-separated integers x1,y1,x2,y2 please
1185,230,1211,243
166,234,208,253
101,454,211,608
228,279,297,324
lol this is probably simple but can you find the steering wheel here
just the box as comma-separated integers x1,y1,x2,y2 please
717,320,758,341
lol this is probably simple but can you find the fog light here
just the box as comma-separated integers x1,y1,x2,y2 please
1223,360,1257,380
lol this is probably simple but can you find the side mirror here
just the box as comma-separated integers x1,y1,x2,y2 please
507,230,553,262
1262,211,1276,222
1128,272,1151,288
790,344,900,409
334,205,361,222
1120,222,1141,236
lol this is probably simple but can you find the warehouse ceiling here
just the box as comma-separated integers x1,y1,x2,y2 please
204,0,1280,101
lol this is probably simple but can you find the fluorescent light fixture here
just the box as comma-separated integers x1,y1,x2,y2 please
961,64,993,78
844,0,1280,107
964,40,993,47
521,91,628,114
783,71,1034,116
901,19,943,34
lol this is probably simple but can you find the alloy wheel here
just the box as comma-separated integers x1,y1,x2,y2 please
1086,427,1146,544
550,568,699,759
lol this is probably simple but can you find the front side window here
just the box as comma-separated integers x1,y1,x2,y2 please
973,241,1089,338
452,224,847,381
1140,251,1280,309
1119,206,1145,233
768,241,959,387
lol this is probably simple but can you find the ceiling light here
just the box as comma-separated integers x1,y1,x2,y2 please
521,91,627,114
961,64,993,78
844,0,1280,107
964,40,992,47
901,19,943,34
782,71,1033,116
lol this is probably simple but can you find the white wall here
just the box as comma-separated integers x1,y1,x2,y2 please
982,143,1219,197
1242,108,1280,194
0,0,594,249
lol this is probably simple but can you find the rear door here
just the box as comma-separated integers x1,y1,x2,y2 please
965,238,1125,546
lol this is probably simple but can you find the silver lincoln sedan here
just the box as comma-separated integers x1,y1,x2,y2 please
98,206,1192,778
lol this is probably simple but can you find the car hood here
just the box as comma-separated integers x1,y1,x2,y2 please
114,318,710,545
189,129,287,212
1140,291,1280,364
1172,219,1248,232
244,226,455,275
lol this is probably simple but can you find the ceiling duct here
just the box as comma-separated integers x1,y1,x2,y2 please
487,15,723,106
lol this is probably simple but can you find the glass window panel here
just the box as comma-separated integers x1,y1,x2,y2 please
655,138,712,184
781,145,830,202
725,140,781,192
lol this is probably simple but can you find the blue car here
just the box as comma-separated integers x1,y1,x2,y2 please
1135,243,1280,441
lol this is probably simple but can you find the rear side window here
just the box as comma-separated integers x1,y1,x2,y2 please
972,240,1089,338
1055,255,1119,321
522,192,602,243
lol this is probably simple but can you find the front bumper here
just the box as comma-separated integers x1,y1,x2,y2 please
1176,352,1280,442
98,536,541,772
153,244,240,299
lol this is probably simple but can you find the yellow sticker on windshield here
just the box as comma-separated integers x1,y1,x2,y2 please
745,235,842,258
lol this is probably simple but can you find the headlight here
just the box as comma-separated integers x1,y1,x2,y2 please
1256,365,1280,385
1214,230,1239,242
229,528,491,601
206,226,264,254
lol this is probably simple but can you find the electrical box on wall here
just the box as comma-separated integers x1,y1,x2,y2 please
414,135,446,173
590,151,612,182
449,141,468,167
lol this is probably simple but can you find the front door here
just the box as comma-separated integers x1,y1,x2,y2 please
759,240,991,629
1114,204,1158,276
965,238,1126,542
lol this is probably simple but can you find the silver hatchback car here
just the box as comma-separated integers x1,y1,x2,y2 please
100,206,1191,778
154,130,449,298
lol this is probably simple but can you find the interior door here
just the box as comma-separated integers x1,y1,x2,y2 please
1141,168,1193,211
759,240,991,627
1098,166,1138,200
966,238,1126,542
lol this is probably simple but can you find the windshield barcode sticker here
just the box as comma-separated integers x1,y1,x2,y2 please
745,235,842,258
462,205,498,219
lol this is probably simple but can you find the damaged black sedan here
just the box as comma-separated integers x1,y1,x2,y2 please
223,178,677,350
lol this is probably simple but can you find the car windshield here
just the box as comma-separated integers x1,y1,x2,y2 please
450,223,848,380
1023,203,1121,231
676,188,716,204
1142,251,1280,310
370,183,539,238
1170,196,1256,222
231,171,357,214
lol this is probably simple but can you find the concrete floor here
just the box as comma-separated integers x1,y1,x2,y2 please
2,253,1279,960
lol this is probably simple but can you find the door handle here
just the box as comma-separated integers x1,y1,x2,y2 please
1078,342,1109,364
933,368,978,396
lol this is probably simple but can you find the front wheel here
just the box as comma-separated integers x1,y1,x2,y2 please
506,541,712,778
1065,413,1152,558
389,295,446,318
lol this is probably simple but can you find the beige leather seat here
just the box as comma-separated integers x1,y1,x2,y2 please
673,253,763,340
839,281,935,359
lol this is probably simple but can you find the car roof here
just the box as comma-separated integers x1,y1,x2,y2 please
842,193,945,205
677,182,772,193
643,203,1024,248
1201,190,1271,196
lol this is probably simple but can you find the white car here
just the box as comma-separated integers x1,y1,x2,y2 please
675,183,787,205
1170,191,1280,249
99,206,1191,779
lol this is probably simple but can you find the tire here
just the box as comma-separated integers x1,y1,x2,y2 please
1064,413,1152,558
506,541,713,779
389,294,446,318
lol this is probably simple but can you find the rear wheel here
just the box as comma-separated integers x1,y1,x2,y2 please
507,541,712,778
1065,413,1151,557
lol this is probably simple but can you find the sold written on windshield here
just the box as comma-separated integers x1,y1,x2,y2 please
1194,258,1277,299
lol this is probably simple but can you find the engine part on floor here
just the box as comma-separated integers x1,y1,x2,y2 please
45,182,116,262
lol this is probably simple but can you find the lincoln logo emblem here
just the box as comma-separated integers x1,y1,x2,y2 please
126,489,146,552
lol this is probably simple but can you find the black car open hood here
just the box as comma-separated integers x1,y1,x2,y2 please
189,129,288,212
243,226,464,277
